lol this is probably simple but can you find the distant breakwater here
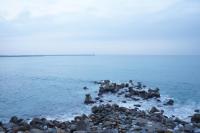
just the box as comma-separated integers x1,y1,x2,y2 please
0,54,95,57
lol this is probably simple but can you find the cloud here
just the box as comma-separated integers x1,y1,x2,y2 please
0,0,200,55
0,0,181,21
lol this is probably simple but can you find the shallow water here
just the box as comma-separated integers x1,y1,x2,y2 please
0,55,200,121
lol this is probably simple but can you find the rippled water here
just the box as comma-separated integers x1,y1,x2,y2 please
0,55,200,121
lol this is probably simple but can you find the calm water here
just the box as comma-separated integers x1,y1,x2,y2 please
0,55,200,121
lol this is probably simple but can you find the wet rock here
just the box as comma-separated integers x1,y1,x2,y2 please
73,131,87,133
95,97,100,100
30,118,44,130
184,123,194,132
10,116,18,124
84,94,95,104
136,82,142,89
149,107,160,114
47,128,57,133
164,99,174,106
101,129,118,133
0,127,4,133
99,99,104,103
83,86,88,90
147,88,160,98
76,118,90,131
191,113,200,123
174,117,187,125
134,104,141,107
30,128,45,133
122,100,126,103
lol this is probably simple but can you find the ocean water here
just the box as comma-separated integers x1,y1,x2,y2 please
0,55,200,121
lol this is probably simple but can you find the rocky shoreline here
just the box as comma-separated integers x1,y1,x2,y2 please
0,80,200,133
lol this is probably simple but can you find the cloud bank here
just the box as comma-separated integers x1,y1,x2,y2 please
0,0,200,55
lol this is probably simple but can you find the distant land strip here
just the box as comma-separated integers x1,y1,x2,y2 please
0,54,95,57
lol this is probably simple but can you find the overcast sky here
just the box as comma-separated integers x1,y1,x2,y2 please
0,0,200,55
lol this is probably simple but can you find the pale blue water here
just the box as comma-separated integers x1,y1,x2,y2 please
0,55,200,121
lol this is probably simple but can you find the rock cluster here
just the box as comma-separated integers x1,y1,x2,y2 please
1,80,200,133
94,80,161,101
1,104,200,133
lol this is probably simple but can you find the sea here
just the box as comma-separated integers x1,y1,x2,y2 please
0,55,200,121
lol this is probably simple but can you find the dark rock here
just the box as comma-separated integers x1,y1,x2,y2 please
30,128,45,133
95,97,100,100
30,118,44,129
147,88,160,98
195,109,200,113
99,99,104,103
136,82,142,89
174,117,187,125
122,100,126,103
92,106,99,113
184,124,194,132
83,86,88,90
73,131,87,133
76,118,90,131
134,104,141,107
0,127,4,132
191,113,200,123
102,129,118,133
149,107,160,114
9,116,18,124
84,94,95,104
164,99,174,106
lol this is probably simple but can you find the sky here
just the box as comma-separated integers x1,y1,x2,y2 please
0,0,200,55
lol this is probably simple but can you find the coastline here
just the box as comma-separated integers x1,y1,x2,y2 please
0,80,200,133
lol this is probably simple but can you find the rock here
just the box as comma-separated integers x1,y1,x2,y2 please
133,125,142,131
134,104,141,107
149,107,160,114
0,127,4,132
47,128,57,133
2,123,18,132
147,88,160,98
101,129,118,133
92,106,99,114
136,82,142,89
56,128,66,133
84,94,95,104
30,118,44,129
73,131,87,133
122,100,126,103
174,117,187,125
184,124,194,132
76,118,90,131
164,99,174,106
191,113,200,123
95,97,100,100
195,109,200,113
10,116,18,124
70,124,76,132
29,128,45,133
83,86,88,90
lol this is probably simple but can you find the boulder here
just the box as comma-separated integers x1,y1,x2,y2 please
147,88,160,98
191,113,200,123
76,118,90,131
84,94,95,104
149,107,160,114
83,86,88,90
30,128,45,133
164,99,174,106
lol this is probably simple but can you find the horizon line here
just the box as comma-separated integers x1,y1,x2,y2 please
0,54,199,57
